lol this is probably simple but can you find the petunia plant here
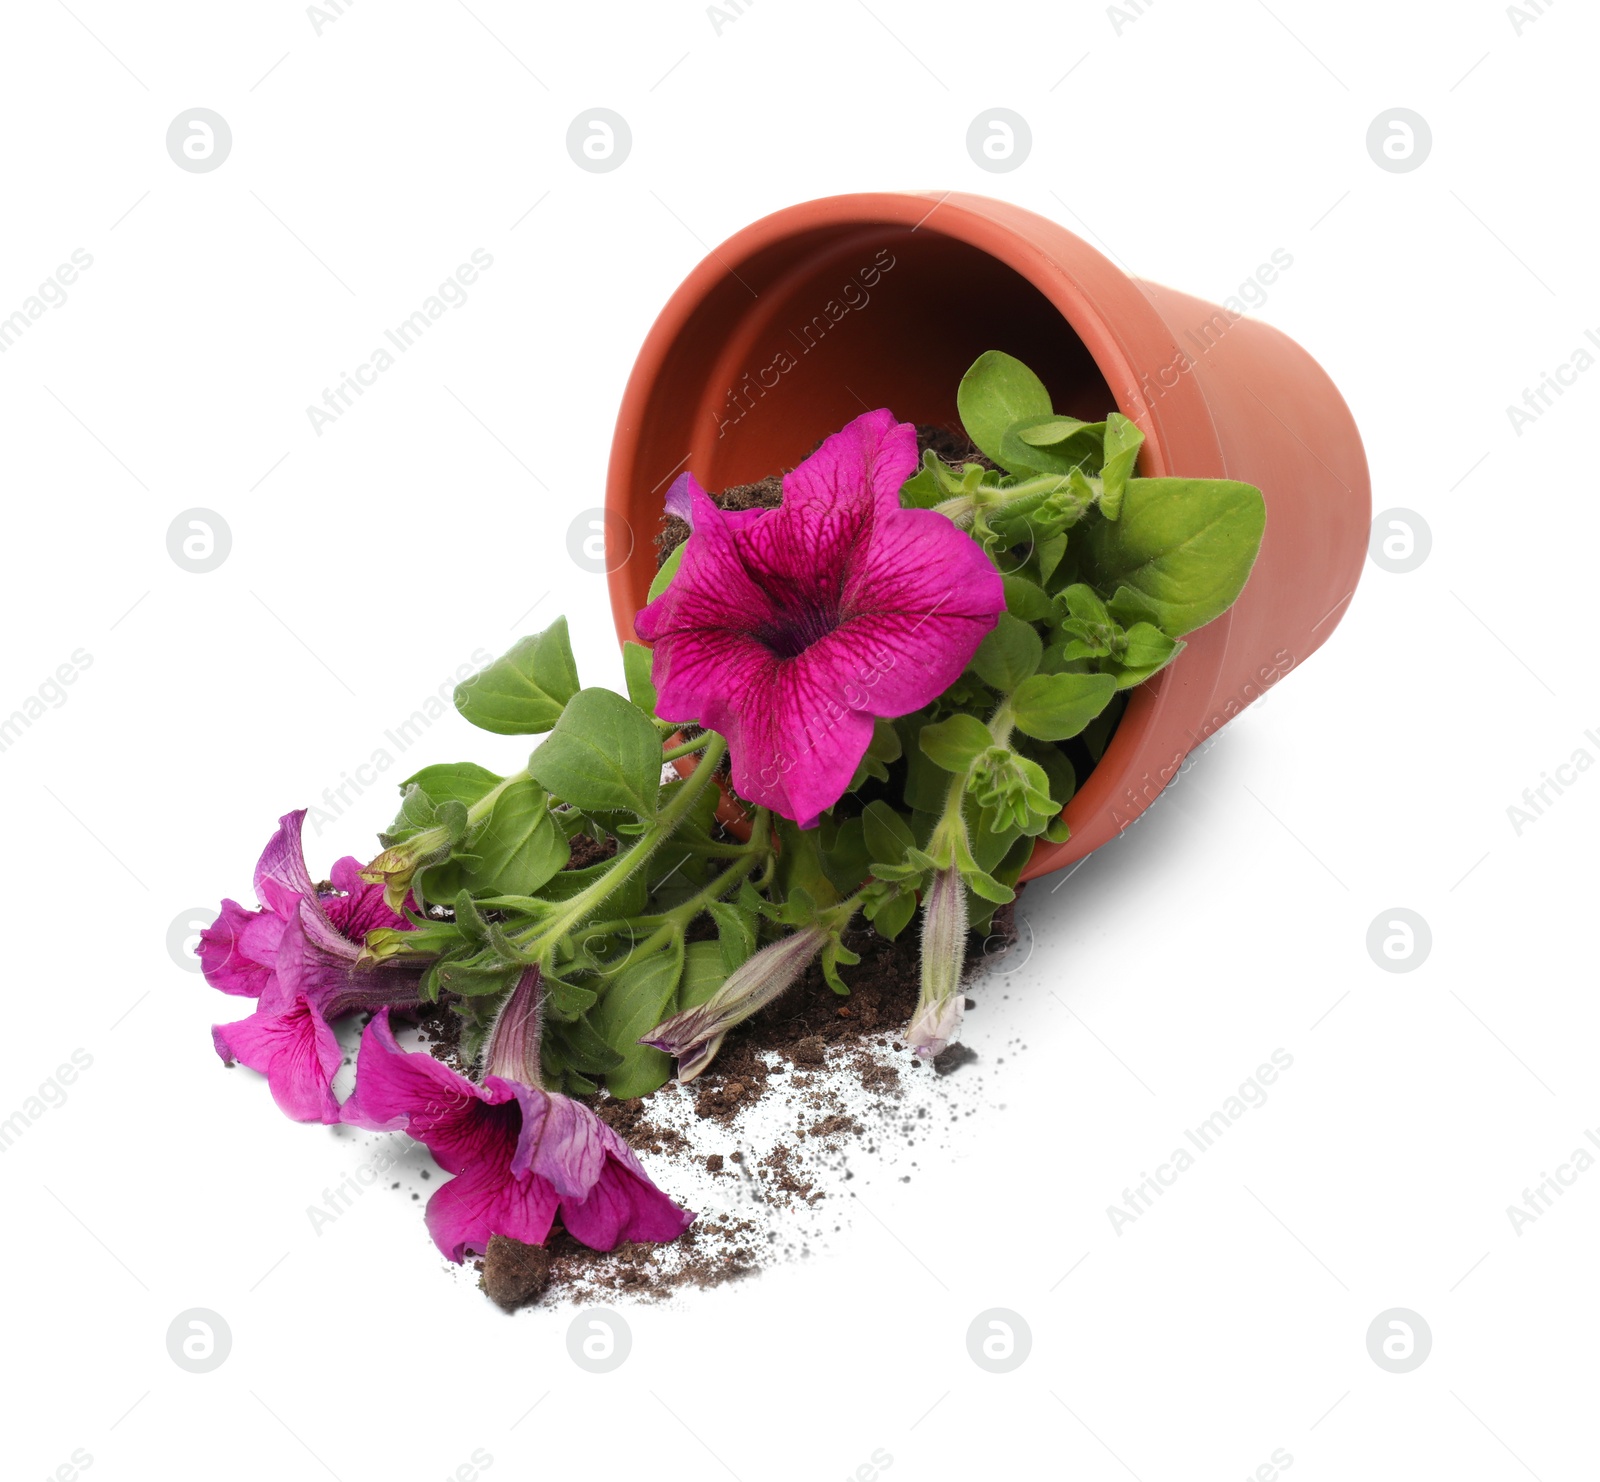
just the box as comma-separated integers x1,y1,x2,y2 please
200,350,1266,1274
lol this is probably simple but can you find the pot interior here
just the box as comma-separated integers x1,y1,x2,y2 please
662,223,1116,494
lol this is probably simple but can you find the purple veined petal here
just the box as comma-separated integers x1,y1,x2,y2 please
342,1010,486,1149
714,654,878,829
323,856,411,940
734,409,915,618
424,1152,560,1264
559,1156,697,1251
636,478,780,648
213,996,342,1124
266,901,425,1020
505,1080,609,1198
197,898,280,997
782,407,918,525
629,407,1004,827
253,810,318,920
348,1020,558,1263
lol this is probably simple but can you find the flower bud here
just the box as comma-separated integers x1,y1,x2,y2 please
906,866,967,1059
359,824,453,912
642,925,829,1081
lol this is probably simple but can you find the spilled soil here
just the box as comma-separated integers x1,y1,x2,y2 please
408,902,1020,1312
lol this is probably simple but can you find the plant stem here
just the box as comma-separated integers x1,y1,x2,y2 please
933,471,1097,530
596,825,772,980
511,734,730,965
661,733,714,762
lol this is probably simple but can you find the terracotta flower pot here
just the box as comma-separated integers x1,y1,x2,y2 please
607,192,1369,881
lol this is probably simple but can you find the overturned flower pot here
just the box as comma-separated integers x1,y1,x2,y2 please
605,192,1370,879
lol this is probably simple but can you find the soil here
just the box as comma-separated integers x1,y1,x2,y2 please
481,1234,551,1311
447,897,1020,1312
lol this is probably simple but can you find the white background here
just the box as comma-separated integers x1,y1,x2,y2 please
2,1,1595,1479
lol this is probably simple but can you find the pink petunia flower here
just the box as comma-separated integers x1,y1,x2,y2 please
343,970,693,1262
635,409,1005,827
204,811,425,1124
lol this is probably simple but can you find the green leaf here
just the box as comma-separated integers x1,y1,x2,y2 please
1082,478,1266,636
1011,671,1118,741
1099,413,1144,520
862,800,916,867
1080,691,1126,761
432,958,518,999
458,779,569,897
622,640,659,715
679,940,729,1012
707,900,757,973
1107,584,1163,628
1015,415,1095,447
866,717,902,766
591,938,684,1097
647,544,684,603
919,713,993,775
1111,623,1183,689
1020,738,1077,810
772,817,841,911
547,1014,624,1076
1002,574,1053,623
401,763,504,809
543,974,598,1023
454,618,582,736
869,888,916,941
528,687,663,817
969,612,1042,692
1037,532,1068,586
821,815,869,894
957,351,1053,471
897,719,953,813
999,415,1104,478
1059,582,1113,629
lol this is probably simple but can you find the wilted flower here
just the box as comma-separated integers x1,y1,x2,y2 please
204,811,426,1123
343,970,693,1262
642,925,829,1081
635,409,1005,827
905,867,967,1059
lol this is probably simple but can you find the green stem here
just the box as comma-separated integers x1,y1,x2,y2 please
467,767,530,826
661,733,714,762
512,734,730,964
933,471,1097,530
931,691,1019,862
595,814,773,980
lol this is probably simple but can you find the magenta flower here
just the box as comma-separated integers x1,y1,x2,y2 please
204,811,425,1124
343,972,693,1262
635,409,1005,827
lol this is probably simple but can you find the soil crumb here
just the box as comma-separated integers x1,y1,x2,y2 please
481,1234,551,1311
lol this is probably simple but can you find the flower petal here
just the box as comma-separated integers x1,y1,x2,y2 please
559,1156,697,1251
837,507,1005,716
424,1154,559,1264
323,856,411,940
266,902,423,1020
506,1081,611,1197
630,409,1002,826
342,1010,486,1163
253,810,317,920
213,997,341,1124
345,1013,561,1263
198,898,280,997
